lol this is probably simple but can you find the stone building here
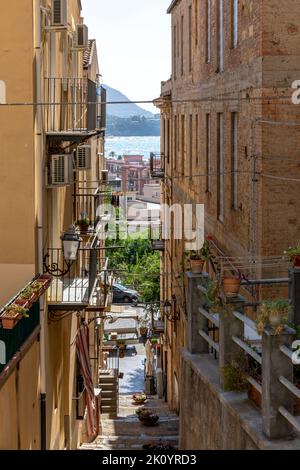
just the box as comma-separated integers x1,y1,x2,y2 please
155,0,300,439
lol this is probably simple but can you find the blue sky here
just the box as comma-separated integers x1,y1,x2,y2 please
82,0,171,112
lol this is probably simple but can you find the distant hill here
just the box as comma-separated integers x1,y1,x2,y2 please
103,85,154,118
106,115,160,137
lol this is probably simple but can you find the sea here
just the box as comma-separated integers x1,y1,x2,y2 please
105,136,160,160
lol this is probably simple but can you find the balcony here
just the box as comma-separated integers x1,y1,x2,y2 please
0,278,46,374
44,77,101,141
45,246,111,311
73,185,112,241
150,224,165,252
150,153,165,179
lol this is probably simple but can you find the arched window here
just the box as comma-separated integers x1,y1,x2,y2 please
0,80,6,104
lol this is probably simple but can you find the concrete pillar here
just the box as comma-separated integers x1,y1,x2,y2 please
289,268,300,326
185,272,209,354
262,326,295,439
219,297,245,389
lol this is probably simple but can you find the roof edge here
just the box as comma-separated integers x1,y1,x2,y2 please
167,0,181,14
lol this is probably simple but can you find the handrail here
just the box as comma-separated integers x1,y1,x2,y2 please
247,376,262,394
279,406,300,433
198,307,219,328
232,336,262,365
279,376,300,399
198,330,220,353
280,345,294,360
232,310,257,332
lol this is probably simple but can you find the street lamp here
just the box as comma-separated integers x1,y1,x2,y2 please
43,225,81,278
163,296,180,323
61,225,81,261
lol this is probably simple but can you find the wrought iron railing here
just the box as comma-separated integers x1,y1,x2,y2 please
46,246,108,305
150,152,165,178
44,77,98,134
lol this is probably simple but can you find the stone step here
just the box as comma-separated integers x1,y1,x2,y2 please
99,377,118,384
101,390,118,397
99,384,118,392
81,434,179,451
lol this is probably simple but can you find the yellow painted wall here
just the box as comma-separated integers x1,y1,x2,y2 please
0,340,40,450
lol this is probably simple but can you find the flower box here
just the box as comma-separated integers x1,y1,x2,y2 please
14,298,32,310
1,312,20,330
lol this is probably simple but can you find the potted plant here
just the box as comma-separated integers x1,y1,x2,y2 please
138,410,159,426
19,286,38,304
75,215,90,234
222,271,242,298
132,393,147,405
285,245,300,268
256,300,291,335
1,304,29,330
189,241,212,274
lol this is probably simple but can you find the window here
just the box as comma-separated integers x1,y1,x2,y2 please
181,15,184,76
231,113,238,210
189,114,193,177
195,114,199,168
181,115,185,174
174,115,178,171
217,113,224,221
218,0,224,72
189,5,192,73
206,114,211,192
167,119,170,165
0,80,6,104
195,0,198,46
232,0,238,48
173,25,177,80
206,0,211,63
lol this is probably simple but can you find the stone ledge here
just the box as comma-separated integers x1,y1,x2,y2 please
181,349,300,450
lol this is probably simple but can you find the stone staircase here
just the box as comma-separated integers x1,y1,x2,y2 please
99,370,119,418
80,394,179,451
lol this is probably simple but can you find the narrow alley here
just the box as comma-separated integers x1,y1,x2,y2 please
81,344,179,451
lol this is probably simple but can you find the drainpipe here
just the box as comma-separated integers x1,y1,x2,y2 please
34,0,47,450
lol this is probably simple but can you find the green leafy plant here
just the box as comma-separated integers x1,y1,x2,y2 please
256,300,291,335
3,304,29,318
75,217,90,226
189,241,213,261
204,278,225,314
284,244,300,259
19,286,35,300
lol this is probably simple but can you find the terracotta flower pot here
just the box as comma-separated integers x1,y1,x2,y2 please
222,277,241,297
191,259,205,274
292,255,300,269
14,298,31,309
248,385,262,409
1,312,20,330
269,313,282,327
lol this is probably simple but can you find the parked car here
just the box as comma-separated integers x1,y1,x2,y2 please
112,283,141,304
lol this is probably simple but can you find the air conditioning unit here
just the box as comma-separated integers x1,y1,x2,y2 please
51,0,68,27
75,145,91,170
74,24,89,49
47,154,73,187
101,170,109,183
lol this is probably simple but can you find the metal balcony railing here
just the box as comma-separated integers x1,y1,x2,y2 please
45,246,109,308
44,77,99,140
149,224,165,252
150,152,165,179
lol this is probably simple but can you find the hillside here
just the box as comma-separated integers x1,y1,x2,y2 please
103,85,153,118
106,115,160,137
